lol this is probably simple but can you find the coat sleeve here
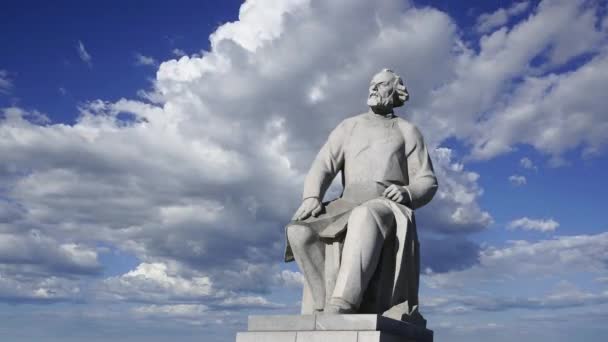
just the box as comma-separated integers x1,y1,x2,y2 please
403,124,438,210
301,121,347,200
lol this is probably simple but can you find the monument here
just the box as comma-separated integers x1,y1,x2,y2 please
237,69,438,342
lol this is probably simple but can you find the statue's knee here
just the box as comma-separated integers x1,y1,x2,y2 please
348,204,393,234
287,224,315,248
349,205,374,223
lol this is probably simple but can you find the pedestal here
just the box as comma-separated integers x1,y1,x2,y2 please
236,314,433,342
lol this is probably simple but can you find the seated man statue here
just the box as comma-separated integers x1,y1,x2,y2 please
284,69,438,320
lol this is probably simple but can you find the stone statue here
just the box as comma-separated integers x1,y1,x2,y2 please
284,69,438,322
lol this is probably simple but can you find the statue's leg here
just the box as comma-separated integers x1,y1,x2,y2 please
286,224,326,311
329,201,395,311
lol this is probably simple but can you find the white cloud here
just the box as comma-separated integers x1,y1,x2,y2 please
418,0,607,162
76,40,92,66
0,70,13,94
275,269,304,288
172,48,186,57
476,1,530,34
135,53,157,66
220,295,284,309
425,280,608,316
1,1,492,293
419,148,493,233
100,262,215,302
132,304,208,320
508,174,527,186
0,274,82,302
520,157,537,170
471,50,608,161
209,0,310,52
0,1,606,329
424,232,608,290
508,217,559,232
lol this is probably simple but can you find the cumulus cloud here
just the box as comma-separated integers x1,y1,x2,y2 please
100,262,215,302
0,231,101,275
219,295,284,309
132,303,209,320
424,232,608,290
520,157,537,170
76,40,92,66
274,269,304,288
0,2,606,333
417,0,608,162
0,274,82,303
508,174,527,186
419,231,608,340
0,70,13,94
172,48,186,57
0,0,497,306
134,53,157,66
508,217,559,232
472,50,608,162
419,148,493,234
476,1,530,34
426,286,608,314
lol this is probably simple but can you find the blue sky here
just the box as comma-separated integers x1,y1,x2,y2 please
1,0,608,341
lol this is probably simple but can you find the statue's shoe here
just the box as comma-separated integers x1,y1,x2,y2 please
324,298,357,314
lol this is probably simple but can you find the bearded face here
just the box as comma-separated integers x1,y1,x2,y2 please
367,71,396,111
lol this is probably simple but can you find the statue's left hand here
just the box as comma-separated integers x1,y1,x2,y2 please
382,184,409,205
292,197,323,221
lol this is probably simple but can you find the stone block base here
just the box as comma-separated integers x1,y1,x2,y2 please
236,314,433,342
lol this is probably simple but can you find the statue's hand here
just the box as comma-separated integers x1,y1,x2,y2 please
292,197,323,221
382,184,410,205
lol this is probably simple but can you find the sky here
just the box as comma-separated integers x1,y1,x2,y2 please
0,0,607,341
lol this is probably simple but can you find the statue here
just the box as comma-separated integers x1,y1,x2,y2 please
284,69,438,322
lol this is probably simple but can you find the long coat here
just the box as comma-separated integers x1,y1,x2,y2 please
285,112,438,315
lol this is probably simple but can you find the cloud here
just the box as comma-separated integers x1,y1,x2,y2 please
274,269,304,288
209,0,310,52
426,281,608,315
0,231,101,275
520,157,537,170
0,70,13,94
472,49,608,162
131,304,214,325
76,40,92,66
508,217,559,232
219,295,284,309
99,261,286,315
0,274,82,303
99,262,215,302
172,49,186,57
418,148,493,234
508,174,527,186
0,2,606,332
476,1,530,34
0,0,496,304
417,0,608,162
424,231,608,290
135,53,157,66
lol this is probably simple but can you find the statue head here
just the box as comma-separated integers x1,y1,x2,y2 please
367,68,409,113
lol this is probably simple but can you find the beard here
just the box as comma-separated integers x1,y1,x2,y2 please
367,92,393,110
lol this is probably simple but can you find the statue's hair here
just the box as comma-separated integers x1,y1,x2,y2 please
378,68,409,108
